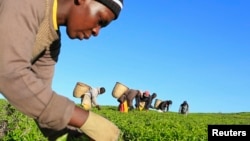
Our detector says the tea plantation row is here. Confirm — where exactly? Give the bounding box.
[0,99,249,141]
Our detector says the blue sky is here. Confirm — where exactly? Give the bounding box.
[1,0,249,113]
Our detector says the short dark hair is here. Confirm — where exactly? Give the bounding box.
[168,100,173,105]
[152,93,157,98]
[100,87,106,94]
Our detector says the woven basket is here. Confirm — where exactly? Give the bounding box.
[73,82,91,98]
[154,99,162,109]
[112,82,129,98]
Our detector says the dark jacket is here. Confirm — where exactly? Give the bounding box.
[135,94,155,110]
[179,101,189,114]
[157,100,172,112]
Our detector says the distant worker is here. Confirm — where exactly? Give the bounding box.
[81,87,106,110]
[135,91,156,111]
[149,93,157,109]
[179,101,189,115]
[157,100,173,112]
[117,89,141,111]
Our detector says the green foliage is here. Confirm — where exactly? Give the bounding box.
[0,99,47,141]
[1,99,250,141]
[93,106,250,141]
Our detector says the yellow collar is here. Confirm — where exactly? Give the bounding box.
[52,0,58,30]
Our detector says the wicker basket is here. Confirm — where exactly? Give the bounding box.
[112,82,129,98]
[154,99,162,109]
[73,82,91,98]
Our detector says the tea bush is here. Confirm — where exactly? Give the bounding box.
[0,99,249,141]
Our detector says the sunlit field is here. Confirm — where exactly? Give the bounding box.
[1,99,249,141]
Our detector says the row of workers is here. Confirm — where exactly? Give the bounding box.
[73,82,189,115]
[117,89,189,115]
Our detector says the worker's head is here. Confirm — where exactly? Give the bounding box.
[100,87,106,94]
[168,100,173,105]
[143,91,150,97]
[61,0,124,40]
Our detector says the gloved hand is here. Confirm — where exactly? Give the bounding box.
[80,111,120,141]
[96,105,101,110]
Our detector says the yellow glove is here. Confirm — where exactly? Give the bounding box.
[80,111,120,141]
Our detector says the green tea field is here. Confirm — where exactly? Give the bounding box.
[0,99,249,141]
